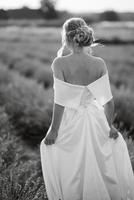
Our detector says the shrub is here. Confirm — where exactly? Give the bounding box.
[12,57,53,88]
[0,65,53,146]
[100,10,120,21]
[113,86,134,138]
[12,58,39,78]
[0,109,47,199]
[34,67,53,88]
[0,51,24,67]
[0,55,53,89]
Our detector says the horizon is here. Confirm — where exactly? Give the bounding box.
[0,0,134,13]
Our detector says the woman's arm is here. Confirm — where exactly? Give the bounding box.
[98,58,115,127]
[104,98,115,128]
[50,103,65,132]
[50,57,65,131]
[104,96,119,139]
[104,99,119,139]
[99,58,118,139]
[44,57,65,145]
[44,103,65,145]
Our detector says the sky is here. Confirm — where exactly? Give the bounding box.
[0,0,134,12]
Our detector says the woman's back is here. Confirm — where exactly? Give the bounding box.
[55,52,106,86]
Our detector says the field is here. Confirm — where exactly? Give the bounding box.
[0,23,134,199]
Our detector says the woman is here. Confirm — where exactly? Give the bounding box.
[40,17,134,200]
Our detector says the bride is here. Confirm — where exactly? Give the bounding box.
[40,17,134,200]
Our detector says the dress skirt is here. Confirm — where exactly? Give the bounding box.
[40,101,134,200]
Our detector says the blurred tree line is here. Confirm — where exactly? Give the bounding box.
[0,0,61,20]
[0,0,134,22]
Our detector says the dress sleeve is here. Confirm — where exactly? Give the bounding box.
[88,72,113,106]
[53,78,84,109]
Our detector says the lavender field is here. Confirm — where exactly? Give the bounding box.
[0,23,134,199]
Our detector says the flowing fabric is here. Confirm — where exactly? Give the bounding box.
[40,72,134,200]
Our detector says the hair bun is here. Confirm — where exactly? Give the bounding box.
[61,17,96,52]
[66,25,94,47]
[74,26,94,47]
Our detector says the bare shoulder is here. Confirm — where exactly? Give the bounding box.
[51,57,65,79]
[91,55,108,75]
[51,57,60,70]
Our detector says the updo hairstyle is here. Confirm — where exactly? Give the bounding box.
[63,18,94,47]
[57,17,96,56]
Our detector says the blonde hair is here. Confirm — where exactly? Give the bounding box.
[57,17,96,57]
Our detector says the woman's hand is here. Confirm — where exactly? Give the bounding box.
[109,125,119,139]
[44,129,58,145]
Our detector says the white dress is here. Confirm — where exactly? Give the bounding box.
[40,71,134,200]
